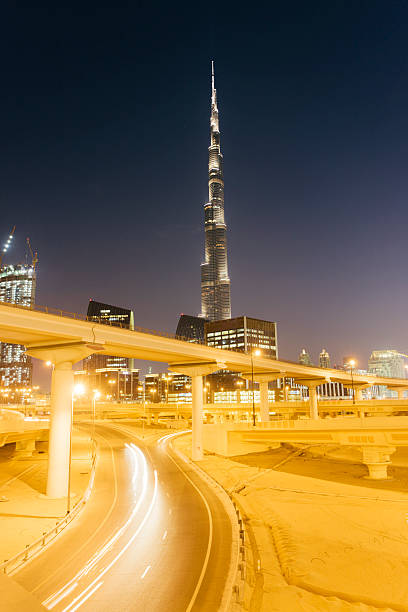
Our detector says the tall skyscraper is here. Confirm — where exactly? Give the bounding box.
[319,348,331,368]
[200,62,231,321]
[0,263,36,387]
[299,348,312,366]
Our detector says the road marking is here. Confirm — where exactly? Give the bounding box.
[141,565,151,579]
[165,447,213,612]
[61,462,158,612]
[41,431,119,603]
[162,530,168,541]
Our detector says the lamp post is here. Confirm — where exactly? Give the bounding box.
[108,379,115,402]
[138,384,145,437]
[348,359,356,405]
[70,383,85,514]
[91,389,100,461]
[205,381,211,404]
[236,380,243,404]
[251,349,261,427]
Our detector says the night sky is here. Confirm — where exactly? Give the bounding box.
[1,1,408,386]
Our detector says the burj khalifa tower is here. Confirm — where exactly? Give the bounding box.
[200,62,231,321]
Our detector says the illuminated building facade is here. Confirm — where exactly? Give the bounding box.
[0,264,36,388]
[368,350,406,379]
[299,348,312,366]
[144,373,167,403]
[200,62,231,321]
[74,368,141,402]
[319,348,331,368]
[168,373,192,404]
[205,316,278,358]
[84,300,134,371]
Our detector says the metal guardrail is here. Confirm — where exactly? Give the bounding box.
[0,299,208,345]
[0,300,402,383]
[0,299,269,359]
[0,454,96,575]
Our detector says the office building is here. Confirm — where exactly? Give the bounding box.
[144,372,169,403]
[168,373,192,404]
[0,263,36,388]
[299,348,312,366]
[205,316,278,358]
[319,348,331,368]
[200,62,231,321]
[74,368,141,402]
[368,350,406,379]
[84,300,134,371]
[176,314,207,343]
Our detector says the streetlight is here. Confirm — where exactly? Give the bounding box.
[70,383,86,514]
[348,359,356,405]
[137,385,145,436]
[205,381,211,404]
[251,349,261,426]
[235,380,243,404]
[91,390,100,461]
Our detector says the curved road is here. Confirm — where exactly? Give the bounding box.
[13,423,233,611]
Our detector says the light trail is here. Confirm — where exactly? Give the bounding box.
[140,565,151,579]
[68,582,103,612]
[61,469,158,612]
[47,583,78,609]
[157,430,191,445]
[43,443,155,610]
[162,530,167,541]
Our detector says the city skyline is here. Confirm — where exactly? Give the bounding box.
[1,3,408,384]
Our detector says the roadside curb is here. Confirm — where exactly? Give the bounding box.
[0,453,97,576]
[170,438,245,612]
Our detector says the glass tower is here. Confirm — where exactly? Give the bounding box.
[200,62,231,321]
[0,264,36,387]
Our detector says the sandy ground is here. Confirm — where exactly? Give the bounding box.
[174,435,408,612]
[0,425,93,563]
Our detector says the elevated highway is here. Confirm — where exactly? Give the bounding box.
[202,417,408,479]
[0,300,407,497]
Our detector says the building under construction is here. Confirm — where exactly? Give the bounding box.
[0,231,38,390]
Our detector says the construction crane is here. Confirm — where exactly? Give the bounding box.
[0,225,16,268]
[26,237,38,271]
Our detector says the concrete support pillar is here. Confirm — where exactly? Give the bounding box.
[47,361,74,498]
[361,446,396,480]
[397,389,406,400]
[191,374,203,461]
[259,381,269,422]
[309,386,319,420]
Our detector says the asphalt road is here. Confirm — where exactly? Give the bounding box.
[14,423,233,612]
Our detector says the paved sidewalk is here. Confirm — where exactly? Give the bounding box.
[0,426,93,564]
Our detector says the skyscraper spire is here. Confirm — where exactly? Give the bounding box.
[200,62,231,321]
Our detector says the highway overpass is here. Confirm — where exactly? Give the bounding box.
[0,300,407,498]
